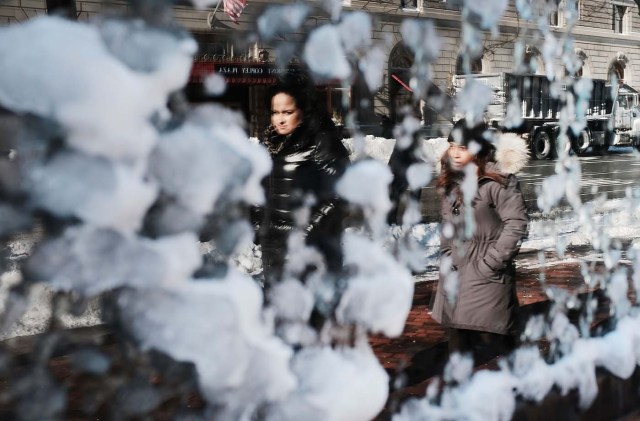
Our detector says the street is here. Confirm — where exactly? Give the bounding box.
[420,147,640,222]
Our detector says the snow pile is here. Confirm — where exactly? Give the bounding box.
[266,345,389,421]
[0,270,101,341]
[342,136,396,163]
[524,197,640,252]
[341,136,448,165]
[118,275,296,418]
[396,313,640,420]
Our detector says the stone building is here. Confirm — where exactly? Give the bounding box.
[2,0,640,136]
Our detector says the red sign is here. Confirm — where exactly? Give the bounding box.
[191,61,216,83]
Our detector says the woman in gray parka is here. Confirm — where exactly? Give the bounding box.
[431,120,529,361]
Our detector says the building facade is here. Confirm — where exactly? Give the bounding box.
[2,0,640,136]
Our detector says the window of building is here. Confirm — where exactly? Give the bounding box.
[564,0,581,22]
[388,43,420,124]
[613,5,629,34]
[549,0,583,26]
[400,0,422,11]
[521,46,544,75]
[547,0,575,27]
[549,0,562,27]
[565,64,583,77]
[455,55,483,75]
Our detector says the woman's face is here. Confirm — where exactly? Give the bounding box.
[447,143,474,171]
[271,93,302,136]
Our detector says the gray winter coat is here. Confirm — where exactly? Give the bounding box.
[431,138,529,335]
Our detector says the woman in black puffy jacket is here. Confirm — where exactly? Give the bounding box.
[256,73,350,286]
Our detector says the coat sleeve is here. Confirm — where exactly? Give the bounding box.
[483,174,528,270]
[305,131,351,235]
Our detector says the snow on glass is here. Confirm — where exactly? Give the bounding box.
[0,0,639,419]
[397,0,640,420]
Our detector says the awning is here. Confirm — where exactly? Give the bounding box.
[190,61,342,87]
[391,73,413,92]
[190,61,284,85]
[391,71,449,98]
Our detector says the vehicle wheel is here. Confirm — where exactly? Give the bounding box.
[530,129,553,160]
[571,129,591,156]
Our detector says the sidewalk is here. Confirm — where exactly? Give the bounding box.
[369,249,607,414]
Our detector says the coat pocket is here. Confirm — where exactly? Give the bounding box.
[467,258,505,284]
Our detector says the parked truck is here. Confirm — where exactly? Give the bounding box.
[613,83,640,149]
[452,73,640,159]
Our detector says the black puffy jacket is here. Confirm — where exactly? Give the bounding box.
[256,119,350,281]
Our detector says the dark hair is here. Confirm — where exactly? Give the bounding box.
[437,119,505,196]
[267,71,318,126]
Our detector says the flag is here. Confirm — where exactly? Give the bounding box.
[223,0,247,23]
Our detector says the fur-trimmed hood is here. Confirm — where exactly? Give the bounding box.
[424,132,529,175]
[493,132,530,174]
